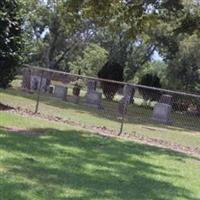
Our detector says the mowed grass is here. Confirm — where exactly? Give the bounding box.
[0,82,200,149]
[0,112,200,200]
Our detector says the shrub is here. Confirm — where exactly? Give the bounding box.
[138,73,162,102]
[98,61,124,100]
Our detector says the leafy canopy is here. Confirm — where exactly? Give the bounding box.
[0,0,22,88]
[69,43,108,76]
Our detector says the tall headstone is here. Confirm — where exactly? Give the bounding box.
[30,75,47,92]
[84,80,103,109]
[123,84,135,104]
[118,84,134,115]
[118,95,130,115]
[22,68,31,90]
[151,94,172,125]
[87,80,96,92]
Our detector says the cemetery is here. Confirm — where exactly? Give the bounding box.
[0,0,200,199]
[1,74,200,199]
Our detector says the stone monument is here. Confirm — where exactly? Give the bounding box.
[84,80,103,109]
[30,75,47,92]
[123,84,135,104]
[87,79,96,92]
[22,68,31,90]
[151,94,172,124]
[54,85,68,100]
[118,84,134,115]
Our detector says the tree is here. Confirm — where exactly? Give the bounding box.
[88,26,155,81]
[148,0,200,92]
[22,0,161,70]
[21,0,200,94]
[138,74,161,102]
[124,41,155,81]
[0,0,22,88]
[22,0,91,70]
[98,61,124,100]
[167,34,200,93]
[134,61,168,87]
[68,43,108,76]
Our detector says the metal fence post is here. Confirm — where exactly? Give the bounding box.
[119,104,126,136]
[118,84,133,136]
[34,70,44,114]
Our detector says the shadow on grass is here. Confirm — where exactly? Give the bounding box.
[0,128,199,200]
[1,88,200,133]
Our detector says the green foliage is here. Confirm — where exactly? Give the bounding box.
[138,73,161,102]
[91,28,155,81]
[69,43,108,76]
[98,61,124,100]
[148,1,200,92]
[134,61,168,87]
[0,0,22,88]
[20,0,200,93]
[21,0,84,69]
[167,34,200,93]
[124,42,155,81]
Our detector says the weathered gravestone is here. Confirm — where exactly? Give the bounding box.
[151,94,172,124]
[123,85,135,104]
[54,85,68,100]
[30,75,47,92]
[22,68,31,90]
[84,80,103,109]
[87,80,96,92]
[118,85,133,115]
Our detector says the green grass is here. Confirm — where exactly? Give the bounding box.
[0,112,200,200]
[0,83,200,149]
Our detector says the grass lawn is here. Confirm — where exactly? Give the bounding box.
[0,83,200,149]
[0,112,200,200]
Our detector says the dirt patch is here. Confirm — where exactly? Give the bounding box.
[2,108,200,158]
[0,103,14,111]
[1,126,25,132]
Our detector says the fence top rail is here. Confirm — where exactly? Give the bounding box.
[23,64,200,99]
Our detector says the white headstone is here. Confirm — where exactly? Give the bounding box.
[151,103,172,124]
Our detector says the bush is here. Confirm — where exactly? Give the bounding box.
[98,61,124,100]
[138,73,162,102]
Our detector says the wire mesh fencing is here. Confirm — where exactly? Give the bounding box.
[1,66,200,150]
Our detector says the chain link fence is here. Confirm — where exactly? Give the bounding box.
[1,65,200,150]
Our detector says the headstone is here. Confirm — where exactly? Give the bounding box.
[22,68,31,90]
[123,84,135,104]
[118,85,135,115]
[85,91,102,108]
[151,94,173,125]
[84,80,103,109]
[118,94,131,115]
[87,80,96,92]
[30,75,47,92]
[54,85,68,100]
